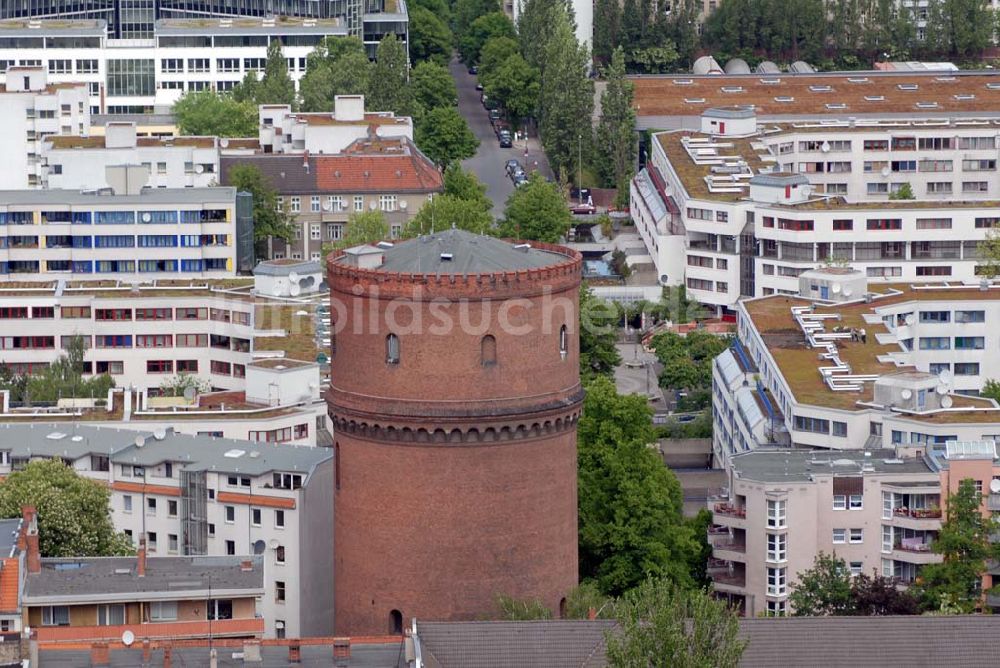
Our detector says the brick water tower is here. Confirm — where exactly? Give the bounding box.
[326,229,583,635]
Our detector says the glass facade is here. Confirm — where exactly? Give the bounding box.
[106,58,154,97]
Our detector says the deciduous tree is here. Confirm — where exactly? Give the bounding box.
[481,54,539,123]
[333,211,389,250]
[224,163,294,250]
[443,164,492,212]
[0,459,133,557]
[410,61,459,116]
[415,107,479,167]
[459,12,516,65]
[595,47,636,192]
[403,194,494,237]
[299,37,373,112]
[368,35,411,114]
[579,286,622,381]
[498,173,572,242]
[789,552,855,616]
[409,5,454,64]
[605,578,746,668]
[173,91,257,137]
[577,377,700,595]
[258,39,296,106]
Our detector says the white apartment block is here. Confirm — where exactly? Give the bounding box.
[713,269,1000,471]
[43,121,221,190]
[0,17,347,115]
[0,423,334,638]
[0,66,89,189]
[0,264,325,395]
[709,449,942,617]
[632,106,1000,316]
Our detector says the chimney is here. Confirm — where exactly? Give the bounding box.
[23,506,40,574]
[137,536,147,577]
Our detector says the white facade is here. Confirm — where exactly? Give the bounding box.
[0,66,89,189]
[0,424,334,638]
[0,17,347,115]
[633,110,1000,314]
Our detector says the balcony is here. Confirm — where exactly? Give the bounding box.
[712,541,747,562]
[712,502,748,529]
[713,502,746,519]
[892,507,943,530]
[710,569,747,594]
[891,540,941,565]
[33,617,264,642]
[988,494,1000,512]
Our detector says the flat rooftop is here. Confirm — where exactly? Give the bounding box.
[743,284,1000,420]
[155,17,346,35]
[339,229,572,275]
[729,448,934,483]
[633,71,1000,118]
[46,135,215,150]
[0,187,235,206]
[0,19,106,36]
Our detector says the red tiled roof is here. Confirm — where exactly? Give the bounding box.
[0,558,18,613]
[217,491,296,510]
[314,151,443,194]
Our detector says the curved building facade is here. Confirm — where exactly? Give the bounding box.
[327,230,582,635]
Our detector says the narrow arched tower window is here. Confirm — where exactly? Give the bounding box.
[559,325,568,360]
[481,334,497,367]
[389,609,403,634]
[386,333,400,365]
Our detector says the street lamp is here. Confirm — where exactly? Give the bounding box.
[577,132,583,205]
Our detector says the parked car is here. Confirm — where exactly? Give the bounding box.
[569,202,597,215]
[475,82,484,91]
[468,65,478,75]
[514,173,529,187]
[488,108,501,122]
[498,131,512,148]
[505,159,522,175]
[510,167,526,182]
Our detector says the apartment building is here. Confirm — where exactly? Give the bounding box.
[0,0,407,57]
[43,122,220,190]
[0,266,324,395]
[0,423,334,638]
[632,104,1000,315]
[0,66,89,189]
[23,522,265,643]
[709,448,942,617]
[0,173,249,280]
[0,17,348,115]
[713,269,1000,471]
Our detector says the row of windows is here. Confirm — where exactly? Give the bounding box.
[793,415,848,437]
[3,209,229,225]
[278,195,400,214]
[918,336,986,350]
[382,330,568,367]
[89,307,249,324]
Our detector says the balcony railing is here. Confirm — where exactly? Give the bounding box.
[893,508,942,519]
[894,539,933,553]
[713,503,746,518]
[714,541,747,554]
[711,571,746,587]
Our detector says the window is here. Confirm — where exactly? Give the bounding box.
[276,545,286,564]
[123,495,132,513]
[794,415,829,434]
[276,620,286,639]
[390,609,403,634]
[833,495,847,510]
[920,311,950,323]
[42,606,70,626]
[916,218,952,230]
[849,494,864,510]
[168,500,177,517]
[161,58,183,73]
[311,224,321,240]
[975,217,1000,229]
[955,337,985,350]
[849,561,864,576]
[208,599,233,620]
[832,421,847,438]
[147,360,173,374]
[386,333,400,365]
[148,532,157,552]
[379,195,397,212]
[276,580,286,602]
[767,567,787,596]
[766,533,787,562]
[964,159,997,172]
[147,497,157,514]
[225,540,235,555]
[275,510,285,528]
[354,195,364,212]
[832,219,853,231]
[850,528,864,543]
[150,601,177,621]
[481,335,497,367]
[926,181,952,194]
[959,136,996,150]
[252,508,261,526]
[77,59,98,74]
[310,196,321,213]
[919,337,951,351]
[916,266,951,277]
[962,181,989,193]
[290,197,300,213]
[867,183,888,195]
[766,499,786,529]
[833,528,846,544]
[225,505,235,523]
[168,534,178,553]
[765,600,786,617]
[866,218,902,230]
[956,310,985,323]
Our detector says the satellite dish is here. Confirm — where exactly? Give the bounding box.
[121,630,135,647]
[288,271,300,283]
[253,539,266,554]
[842,286,853,297]
[268,539,279,549]
[821,141,831,152]
[141,212,151,223]
[831,283,842,294]
[153,427,167,440]
[900,389,912,400]
[220,138,229,148]
[904,314,915,326]
[991,478,1000,494]
[183,386,196,401]
[936,384,949,395]
[322,201,333,211]
[369,201,377,210]
[134,435,146,448]
[289,283,301,297]
[194,164,204,174]
[399,200,408,211]
[938,369,953,384]
[880,166,890,178]
[941,395,953,408]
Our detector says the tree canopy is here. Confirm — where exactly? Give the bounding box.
[331,210,389,251]
[459,12,517,65]
[579,286,622,382]
[408,4,454,65]
[225,163,294,249]
[0,459,133,557]
[577,377,701,595]
[481,53,540,123]
[173,91,257,137]
[411,61,459,117]
[257,39,296,106]
[0,336,114,405]
[789,552,920,616]
[595,47,636,198]
[368,35,412,114]
[498,173,572,242]
[299,36,372,112]
[404,194,494,237]
[442,164,493,213]
[605,578,746,668]
[414,106,479,168]
[649,330,729,408]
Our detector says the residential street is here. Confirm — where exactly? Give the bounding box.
[449,56,553,216]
